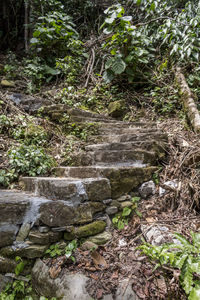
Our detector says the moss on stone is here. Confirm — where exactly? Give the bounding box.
[108,100,126,118]
[64,220,106,240]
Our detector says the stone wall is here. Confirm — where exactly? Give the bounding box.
[0,189,135,279]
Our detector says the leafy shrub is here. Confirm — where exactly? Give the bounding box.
[45,240,77,262]
[101,4,153,83]
[101,1,200,83]
[28,11,85,86]
[0,169,17,187]
[12,123,48,146]
[22,57,61,91]
[30,11,79,58]
[8,144,55,177]
[0,115,13,134]
[139,231,200,299]
[112,197,141,230]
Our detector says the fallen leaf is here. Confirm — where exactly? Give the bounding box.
[49,265,62,279]
[96,289,103,299]
[91,250,108,269]
[110,270,119,280]
[90,273,99,280]
[145,217,155,223]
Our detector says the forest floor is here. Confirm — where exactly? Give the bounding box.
[1,74,200,299]
[42,116,200,300]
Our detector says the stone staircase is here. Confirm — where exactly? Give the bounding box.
[0,106,167,263]
[20,106,167,203]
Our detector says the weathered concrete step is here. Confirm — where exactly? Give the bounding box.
[85,140,166,152]
[20,177,111,203]
[73,149,158,166]
[90,132,167,143]
[53,165,158,198]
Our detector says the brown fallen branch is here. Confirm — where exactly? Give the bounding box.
[175,67,200,133]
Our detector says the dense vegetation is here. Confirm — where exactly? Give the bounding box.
[1,1,200,299]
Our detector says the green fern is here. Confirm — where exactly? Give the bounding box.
[139,231,200,299]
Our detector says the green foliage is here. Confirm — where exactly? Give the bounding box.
[0,277,56,300]
[0,169,17,188]
[3,52,19,79]
[65,240,77,262]
[139,231,200,299]
[0,115,13,134]
[12,123,48,146]
[65,123,98,141]
[14,256,25,276]
[23,57,59,91]
[0,256,32,300]
[30,11,78,58]
[8,144,55,177]
[45,240,77,262]
[0,279,32,300]
[112,197,141,230]
[147,85,180,115]
[45,243,62,258]
[101,4,152,83]
[101,1,200,83]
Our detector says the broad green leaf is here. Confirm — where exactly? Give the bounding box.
[30,38,39,44]
[125,54,134,63]
[103,70,115,83]
[118,220,125,230]
[120,16,132,22]
[111,58,126,74]
[122,207,132,217]
[105,17,115,24]
[105,58,114,69]
[44,66,60,75]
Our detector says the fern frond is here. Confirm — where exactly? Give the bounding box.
[188,285,200,300]
[190,231,200,251]
[181,258,194,295]
[173,232,192,247]
[174,253,188,269]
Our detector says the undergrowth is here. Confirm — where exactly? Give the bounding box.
[139,231,200,299]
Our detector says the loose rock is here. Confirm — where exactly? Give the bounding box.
[139,180,155,199]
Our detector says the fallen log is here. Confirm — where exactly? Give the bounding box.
[175,67,200,133]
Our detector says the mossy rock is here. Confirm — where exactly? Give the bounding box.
[108,100,126,118]
[25,123,48,140]
[64,221,106,240]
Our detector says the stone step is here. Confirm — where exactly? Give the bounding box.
[85,140,166,152]
[53,165,158,198]
[98,127,158,135]
[73,121,156,128]
[20,177,111,203]
[73,149,158,166]
[69,115,119,123]
[43,105,109,119]
[90,132,167,143]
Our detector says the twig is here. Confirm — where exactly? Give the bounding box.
[85,48,95,88]
[136,16,189,27]
[141,216,200,224]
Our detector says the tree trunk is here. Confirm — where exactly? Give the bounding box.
[175,67,200,133]
[24,0,30,52]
